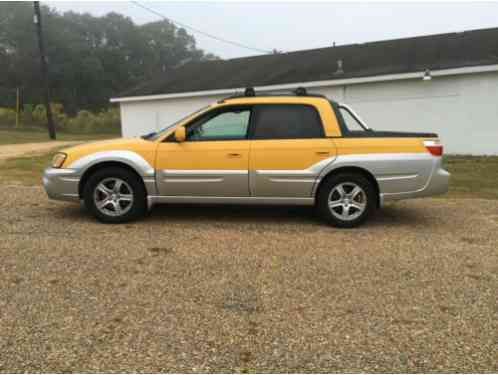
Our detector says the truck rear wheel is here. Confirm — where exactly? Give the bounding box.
[317,173,376,228]
[83,167,146,223]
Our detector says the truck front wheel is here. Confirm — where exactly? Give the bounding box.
[83,167,146,223]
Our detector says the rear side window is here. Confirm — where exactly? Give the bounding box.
[252,104,324,139]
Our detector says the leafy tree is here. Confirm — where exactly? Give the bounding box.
[0,2,218,112]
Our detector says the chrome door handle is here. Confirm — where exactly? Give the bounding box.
[227,153,242,158]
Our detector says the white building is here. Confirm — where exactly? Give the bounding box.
[111,27,498,155]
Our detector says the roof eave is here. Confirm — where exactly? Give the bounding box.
[110,64,498,104]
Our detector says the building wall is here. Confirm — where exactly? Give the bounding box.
[119,71,498,154]
[315,72,498,155]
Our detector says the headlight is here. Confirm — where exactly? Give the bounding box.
[51,153,67,168]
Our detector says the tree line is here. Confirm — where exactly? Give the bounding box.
[0,2,217,114]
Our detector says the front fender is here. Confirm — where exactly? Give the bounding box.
[67,150,155,178]
[67,150,157,197]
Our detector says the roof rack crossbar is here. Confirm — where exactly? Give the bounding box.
[221,86,326,101]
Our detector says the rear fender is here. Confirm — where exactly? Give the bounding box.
[312,153,435,196]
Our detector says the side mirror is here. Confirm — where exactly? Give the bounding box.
[174,127,186,142]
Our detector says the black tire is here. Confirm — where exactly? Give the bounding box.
[83,167,147,223]
[316,173,376,228]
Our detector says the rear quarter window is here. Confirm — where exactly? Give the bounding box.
[251,104,324,139]
[339,107,366,132]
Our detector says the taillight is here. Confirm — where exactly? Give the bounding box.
[424,140,443,156]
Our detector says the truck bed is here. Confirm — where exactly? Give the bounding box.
[346,130,438,138]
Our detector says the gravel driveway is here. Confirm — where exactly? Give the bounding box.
[1,185,497,372]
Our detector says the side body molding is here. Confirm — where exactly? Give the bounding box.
[67,150,157,195]
[250,155,337,197]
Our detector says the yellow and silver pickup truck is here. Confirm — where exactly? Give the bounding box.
[43,89,449,227]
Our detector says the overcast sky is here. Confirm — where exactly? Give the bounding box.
[46,1,498,59]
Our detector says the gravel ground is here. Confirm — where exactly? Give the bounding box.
[0,184,497,372]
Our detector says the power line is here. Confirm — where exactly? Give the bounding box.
[130,1,273,55]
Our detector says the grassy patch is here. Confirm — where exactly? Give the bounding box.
[0,129,119,145]
[0,148,60,185]
[443,155,498,199]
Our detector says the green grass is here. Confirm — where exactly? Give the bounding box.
[1,152,498,200]
[443,155,498,199]
[0,147,61,185]
[0,128,119,145]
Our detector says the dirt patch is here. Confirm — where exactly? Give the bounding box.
[0,141,80,161]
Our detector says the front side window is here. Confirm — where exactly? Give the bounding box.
[252,104,324,139]
[187,108,251,141]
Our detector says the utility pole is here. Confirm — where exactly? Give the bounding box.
[33,1,56,140]
[15,88,20,128]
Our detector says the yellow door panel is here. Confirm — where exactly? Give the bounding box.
[249,139,335,169]
[156,140,249,170]
[155,140,250,196]
[249,139,336,197]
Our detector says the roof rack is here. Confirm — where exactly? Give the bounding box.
[221,87,327,101]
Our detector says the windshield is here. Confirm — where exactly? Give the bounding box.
[141,105,211,141]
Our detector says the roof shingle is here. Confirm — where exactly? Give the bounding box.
[121,27,498,97]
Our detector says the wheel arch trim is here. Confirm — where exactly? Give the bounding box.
[68,150,155,177]
[312,164,381,207]
[69,150,157,198]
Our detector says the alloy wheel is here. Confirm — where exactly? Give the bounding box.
[328,182,367,221]
[93,177,134,217]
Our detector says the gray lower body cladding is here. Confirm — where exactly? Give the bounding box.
[43,152,450,209]
[43,168,80,202]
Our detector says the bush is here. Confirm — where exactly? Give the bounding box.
[0,104,120,134]
[23,104,34,124]
[62,108,120,133]
[32,104,47,123]
[0,107,16,126]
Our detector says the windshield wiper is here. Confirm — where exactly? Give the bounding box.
[140,131,157,140]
